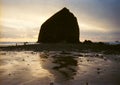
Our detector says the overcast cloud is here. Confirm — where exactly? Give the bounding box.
[0,0,120,42]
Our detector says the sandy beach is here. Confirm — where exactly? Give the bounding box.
[0,50,120,85]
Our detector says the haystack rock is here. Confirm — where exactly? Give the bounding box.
[38,7,80,43]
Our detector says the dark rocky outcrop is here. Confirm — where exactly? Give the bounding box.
[38,7,80,43]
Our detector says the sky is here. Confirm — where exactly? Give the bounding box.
[0,0,120,42]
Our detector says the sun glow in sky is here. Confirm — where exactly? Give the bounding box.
[0,0,120,42]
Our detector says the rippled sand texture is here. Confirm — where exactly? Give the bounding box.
[0,51,120,85]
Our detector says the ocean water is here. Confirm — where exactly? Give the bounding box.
[0,42,36,46]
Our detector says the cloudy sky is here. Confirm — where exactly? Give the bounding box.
[0,0,120,42]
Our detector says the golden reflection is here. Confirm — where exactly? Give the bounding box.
[0,51,53,79]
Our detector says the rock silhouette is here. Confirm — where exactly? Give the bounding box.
[38,7,80,43]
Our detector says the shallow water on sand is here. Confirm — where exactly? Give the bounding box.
[0,51,120,85]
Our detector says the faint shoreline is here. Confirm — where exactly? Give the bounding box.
[0,43,120,55]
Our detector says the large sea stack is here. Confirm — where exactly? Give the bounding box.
[38,7,80,43]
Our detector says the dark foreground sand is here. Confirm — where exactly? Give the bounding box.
[0,51,120,85]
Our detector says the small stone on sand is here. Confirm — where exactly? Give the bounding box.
[50,82,54,85]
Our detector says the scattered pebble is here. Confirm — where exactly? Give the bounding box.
[80,60,82,62]
[8,73,11,76]
[31,52,34,54]
[77,54,83,56]
[87,59,90,62]
[97,68,100,70]
[0,53,6,55]
[97,71,100,74]
[104,58,107,61]
[86,82,88,85]
[95,54,99,57]
[22,59,25,61]
[50,82,54,85]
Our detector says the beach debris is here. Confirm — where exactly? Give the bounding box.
[8,73,12,76]
[87,59,90,62]
[50,82,54,85]
[97,71,100,74]
[80,60,82,62]
[86,82,88,85]
[60,51,71,54]
[0,52,6,55]
[97,68,100,70]
[97,68,101,74]
[22,59,25,61]
[104,58,107,61]
[75,54,83,57]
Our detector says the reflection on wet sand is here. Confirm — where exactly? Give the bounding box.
[39,52,78,84]
[0,51,120,85]
[0,51,52,85]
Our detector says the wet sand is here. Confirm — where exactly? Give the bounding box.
[0,51,120,85]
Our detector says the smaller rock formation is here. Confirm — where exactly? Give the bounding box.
[38,7,80,43]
